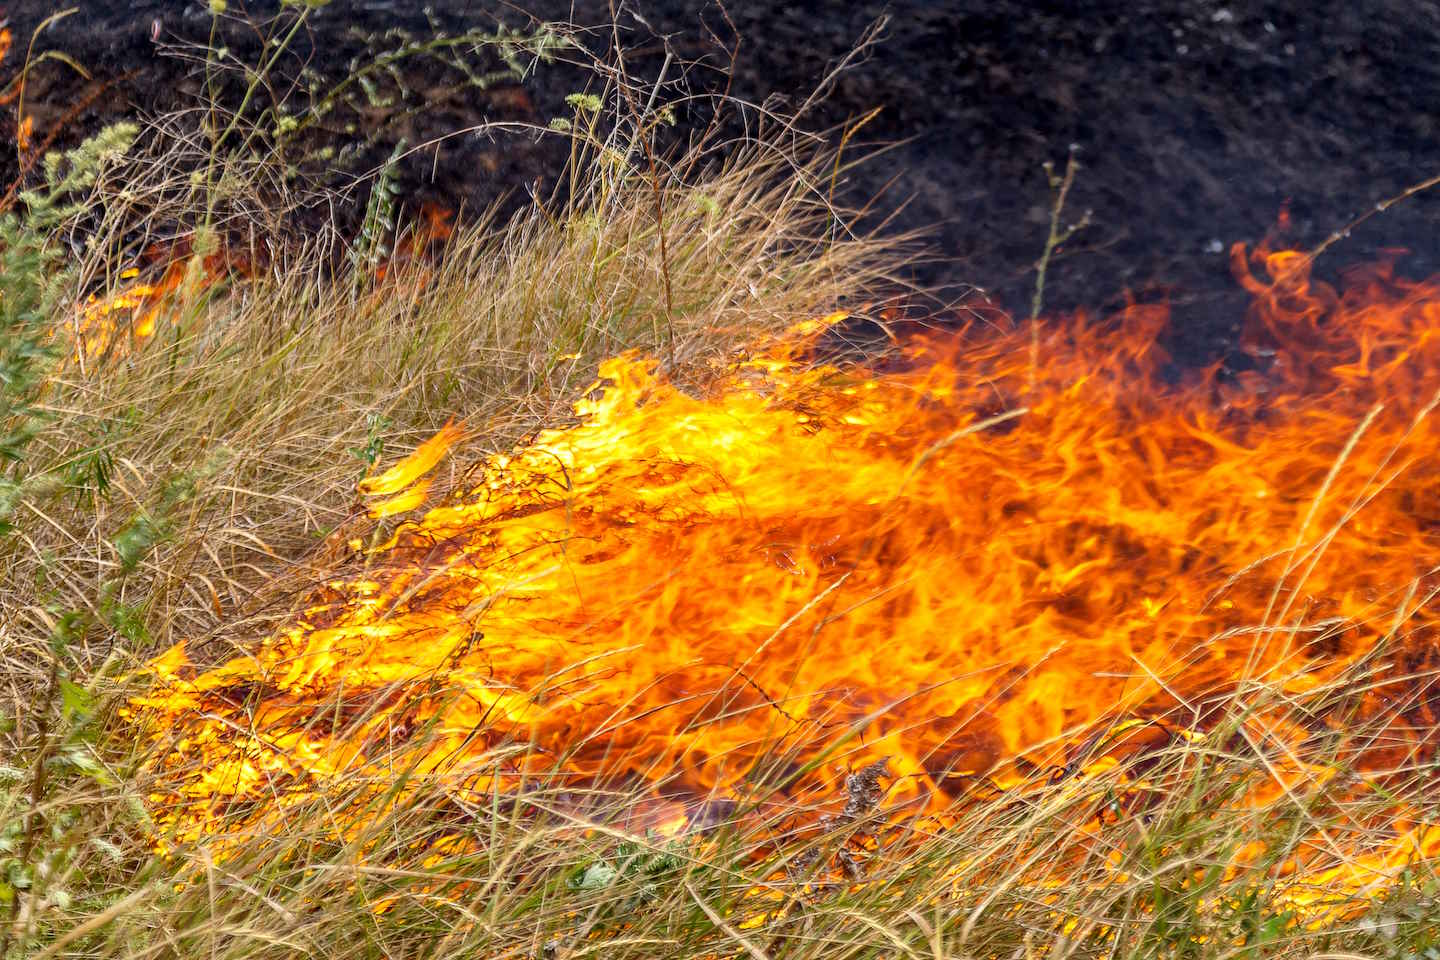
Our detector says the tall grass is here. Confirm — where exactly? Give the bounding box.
[18,135,909,656]
[0,16,1436,960]
[0,33,922,953]
[16,649,1439,958]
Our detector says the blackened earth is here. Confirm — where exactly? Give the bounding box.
[4,0,1440,362]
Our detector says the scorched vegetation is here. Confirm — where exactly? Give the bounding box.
[0,4,1437,960]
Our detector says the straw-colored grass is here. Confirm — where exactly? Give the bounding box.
[0,32,1436,960]
[0,93,923,954]
[4,137,909,655]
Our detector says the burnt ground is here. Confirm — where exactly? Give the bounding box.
[3,0,1440,361]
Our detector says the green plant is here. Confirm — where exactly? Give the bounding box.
[292,16,570,153]
[349,138,406,283]
[0,125,136,468]
[0,619,139,959]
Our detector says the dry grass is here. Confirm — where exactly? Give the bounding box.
[0,17,1436,960]
[13,661,1439,959]
[0,72,920,954]
[4,138,910,666]
[4,177,1436,954]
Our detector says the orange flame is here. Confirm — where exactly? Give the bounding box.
[70,205,455,363]
[129,247,1440,916]
[358,419,464,498]
[71,243,234,362]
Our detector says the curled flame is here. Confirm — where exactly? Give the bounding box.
[130,248,1440,917]
[358,420,464,497]
[365,478,434,519]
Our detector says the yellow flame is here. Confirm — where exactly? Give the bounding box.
[358,421,464,497]
[366,478,434,519]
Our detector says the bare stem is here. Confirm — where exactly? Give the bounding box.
[1028,145,1091,394]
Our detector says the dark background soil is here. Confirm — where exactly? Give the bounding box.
[4,0,1440,359]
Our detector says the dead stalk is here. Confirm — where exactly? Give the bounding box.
[1028,145,1091,393]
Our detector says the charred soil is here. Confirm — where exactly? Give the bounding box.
[3,0,1440,361]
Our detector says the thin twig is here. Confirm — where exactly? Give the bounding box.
[1028,145,1091,394]
[1305,169,1440,265]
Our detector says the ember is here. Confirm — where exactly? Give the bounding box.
[128,244,1439,916]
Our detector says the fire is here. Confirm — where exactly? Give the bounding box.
[128,245,1438,915]
[69,204,455,363]
[70,244,231,362]
[72,267,178,359]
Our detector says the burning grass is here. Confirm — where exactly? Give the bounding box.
[99,243,1440,959]
[0,24,1437,960]
[0,117,912,954]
